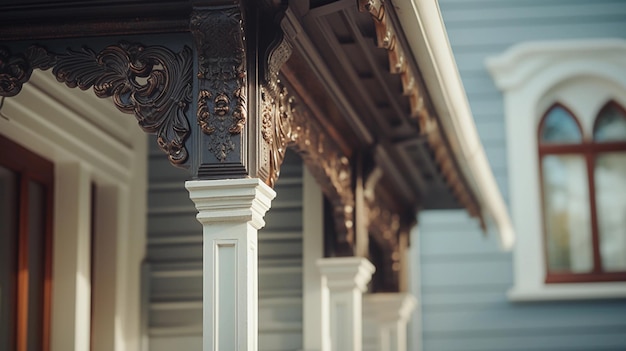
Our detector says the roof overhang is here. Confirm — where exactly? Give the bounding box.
[392,0,514,248]
[287,0,514,248]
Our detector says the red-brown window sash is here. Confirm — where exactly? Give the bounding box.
[0,135,53,351]
[538,103,626,284]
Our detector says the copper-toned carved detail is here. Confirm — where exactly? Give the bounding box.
[191,7,247,162]
[264,37,292,95]
[260,84,296,187]
[261,82,355,251]
[198,89,214,133]
[358,0,425,123]
[0,43,193,166]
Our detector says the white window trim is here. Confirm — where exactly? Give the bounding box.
[0,70,147,350]
[486,39,626,301]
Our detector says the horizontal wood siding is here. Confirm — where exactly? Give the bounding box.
[417,1,626,350]
[418,210,626,351]
[146,140,304,350]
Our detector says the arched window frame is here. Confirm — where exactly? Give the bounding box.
[538,101,626,284]
[593,101,626,142]
[487,39,626,301]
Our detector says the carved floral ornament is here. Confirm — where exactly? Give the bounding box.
[0,42,193,166]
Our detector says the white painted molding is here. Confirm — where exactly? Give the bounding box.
[486,39,626,301]
[509,283,626,302]
[317,257,375,351]
[317,257,375,292]
[186,178,276,351]
[486,39,626,91]
[393,0,515,249]
[363,293,417,325]
[186,178,275,230]
[363,293,417,351]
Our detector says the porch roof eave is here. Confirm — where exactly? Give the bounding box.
[394,0,515,249]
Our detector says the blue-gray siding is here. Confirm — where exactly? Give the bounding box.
[146,139,304,350]
[417,1,626,350]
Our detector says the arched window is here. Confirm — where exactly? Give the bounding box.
[539,101,626,283]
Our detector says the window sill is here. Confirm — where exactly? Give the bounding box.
[508,283,626,302]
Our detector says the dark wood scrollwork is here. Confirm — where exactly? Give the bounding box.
[0,43,193,166]
[191,7,247,163]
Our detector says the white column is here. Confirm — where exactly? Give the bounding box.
[186,178,276,351]
[362,293,417,351]
[317,257,375,351]
[302,168,329,351]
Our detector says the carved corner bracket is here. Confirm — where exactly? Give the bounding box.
[366,174,400,291]
[366,200,409,292]
[260,79,356,254]
[0,43,193,166]
[363,166,418,292]
[191,7,247,163]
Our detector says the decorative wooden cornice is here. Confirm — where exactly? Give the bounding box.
[359,0,479,218]
[0,43,193,166]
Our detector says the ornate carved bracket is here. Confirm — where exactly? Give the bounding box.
[260,80,356,254]
[0,43,193,166]
[363,166,418,292]
[191,7,247,163]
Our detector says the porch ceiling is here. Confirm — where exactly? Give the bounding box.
[292,0,478,213]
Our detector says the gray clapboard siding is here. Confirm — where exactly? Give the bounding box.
[146,139,304,350]
[417,1,626,350]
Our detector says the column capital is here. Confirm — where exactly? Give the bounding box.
[363,292,417,324]
[317,257,375,292]
[186,178,276,229]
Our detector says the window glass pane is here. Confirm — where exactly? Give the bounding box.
[594,104,626,142]
[0,166,17,351]
[595,153,626,271]
[542,155,593,273]
[27,181,45,351]
[540,106,582,144]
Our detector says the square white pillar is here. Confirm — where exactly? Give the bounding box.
[317,257,375,351]
[363,293,416,351]
[186,178,276,351]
